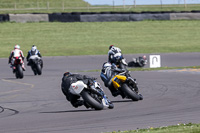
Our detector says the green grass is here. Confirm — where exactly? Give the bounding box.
[106,123,200,133]
[0,0,90,14]
[1,20,200,58]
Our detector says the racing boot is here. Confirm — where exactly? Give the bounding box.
[22,63,26,71]
[72,100,84,108]
[138,93,143,100]
[83,101,90,109]
[111,90,121,97]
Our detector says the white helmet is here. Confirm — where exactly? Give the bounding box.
[14,45,20,49]
[111,46,121,53]
[31,45,37,52]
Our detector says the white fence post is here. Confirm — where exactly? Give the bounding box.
[184,0,187,9]
[62,1,64,11]
[134,0,136,8]
[14,3,16,10]
[47,2,49,10]
[113,0,115,11]
[37,2,39,10]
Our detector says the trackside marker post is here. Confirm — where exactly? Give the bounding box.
[150,55,161,68]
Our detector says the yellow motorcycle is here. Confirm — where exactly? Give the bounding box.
[111,70,143,101]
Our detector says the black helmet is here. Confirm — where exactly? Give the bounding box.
[63,72,71,77]
[109,45,114,50]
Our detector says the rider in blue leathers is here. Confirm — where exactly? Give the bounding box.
[100,45,127,97]
[26,45,43,67]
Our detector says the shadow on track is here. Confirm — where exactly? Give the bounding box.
[0,106,4,113]
[111,100,134,103]
[2,78,17,80]
[39,109,97,114]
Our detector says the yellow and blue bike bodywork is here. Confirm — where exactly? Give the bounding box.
[111,73,143,101]
[112,75,126,89]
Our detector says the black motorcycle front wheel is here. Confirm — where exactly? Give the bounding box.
[81,90,104,110]
[36,64,42,75]
[121,84,140,101]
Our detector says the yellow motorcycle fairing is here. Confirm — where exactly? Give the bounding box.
[112,75,127,89]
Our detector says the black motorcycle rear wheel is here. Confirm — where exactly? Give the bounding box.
[121,84,140,101]
[15,65,23,79]
[81,90,104,110]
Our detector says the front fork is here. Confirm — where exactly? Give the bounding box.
[126,77,139,93]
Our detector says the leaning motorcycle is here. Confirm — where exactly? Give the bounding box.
[69,81,114,110]
[128,55,147,67]
[111,69,143,101]
[11,57,24,79]
[28,55,43,75]
[108,52,143,101]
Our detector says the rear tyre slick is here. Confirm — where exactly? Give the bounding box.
[16,65,23,79]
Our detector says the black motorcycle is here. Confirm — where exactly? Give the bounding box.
[128,55,147,67]
[28,55,43,75]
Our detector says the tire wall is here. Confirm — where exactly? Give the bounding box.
[0,14,9,22]
[9,14,49,23]
[0,12,200,23]
[170,13,200,20]
[80,14,130,22]
[49,13,80,22]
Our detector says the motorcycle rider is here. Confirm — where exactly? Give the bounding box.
[108,45,127,66]
[8,45,26,71]
[101,51,127,97]
[61,72,99,108]
[26,45,43,68]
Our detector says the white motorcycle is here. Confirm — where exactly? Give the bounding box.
[28,55,43,75]
[69,81,114,110]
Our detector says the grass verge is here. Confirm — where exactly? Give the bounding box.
[106,123,200,133]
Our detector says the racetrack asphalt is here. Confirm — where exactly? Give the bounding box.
[0,52,200,133]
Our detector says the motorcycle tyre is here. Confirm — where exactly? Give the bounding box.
[81,90,104,110]
[16,65,23,79]
[31,66,37,75]
[108,103,114,109]
[121,84,140,101]
[36,64,42,75]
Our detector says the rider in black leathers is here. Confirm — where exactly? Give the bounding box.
[61,72,97,108]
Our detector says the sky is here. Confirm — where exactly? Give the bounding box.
[84,0,200,6]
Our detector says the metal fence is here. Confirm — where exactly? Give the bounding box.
[0,2,90,11]
[0,1,199,12]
